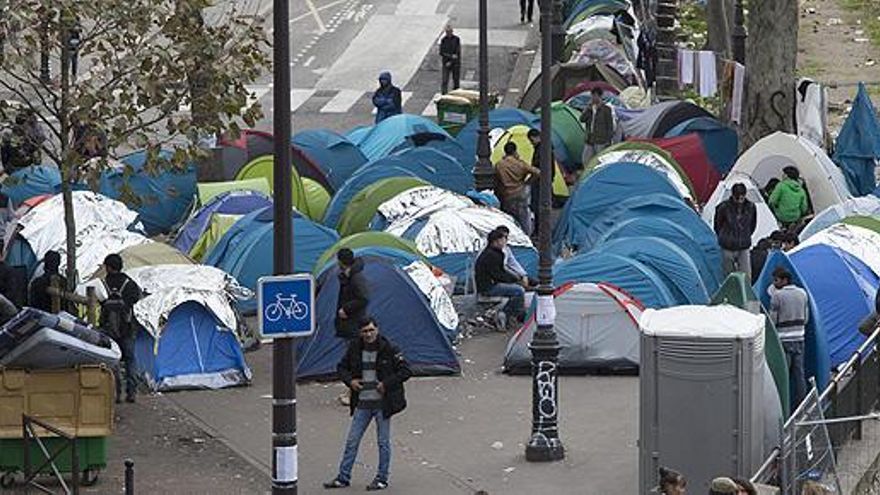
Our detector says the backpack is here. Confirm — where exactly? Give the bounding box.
[101,278,133,340]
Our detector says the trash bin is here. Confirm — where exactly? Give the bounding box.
[436,89,498,136]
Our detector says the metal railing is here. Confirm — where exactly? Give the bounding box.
[752,326,880,487]
[22,414,80,495]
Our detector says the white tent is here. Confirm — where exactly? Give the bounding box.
[729,132,850,214]
[794,223,880,277]
[800,196,880,241]
[701,172,779,247]
[503,282,644,373]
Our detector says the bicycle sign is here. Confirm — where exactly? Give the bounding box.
[257,274,315,339]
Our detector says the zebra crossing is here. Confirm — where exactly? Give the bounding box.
[246,85,444,116]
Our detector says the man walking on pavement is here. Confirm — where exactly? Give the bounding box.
[439,25,461,94]
[580,87,614,166]
[520,0,535,23]
[372,72,402,123]
[324,317,411,491]
[99,254,143,404]
[768,267,810,409]
[495,141,540,235]
[336,248,369,405]
[714,183,757,280]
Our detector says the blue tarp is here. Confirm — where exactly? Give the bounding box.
[204,206,339,313]
[292,129,368,191]
[834,83,880,196]
[790,244,879,368]
[134,302,251,391]
[173,190,272,255]
[296,256,460,379]
[1,165,61,209]
[599,236,710,305]
[553,163,682,253]
[665,117,739,174]
[554,252,677,308]
[754,250,831,391]
[100,150,197,235]
[353,114,453,161]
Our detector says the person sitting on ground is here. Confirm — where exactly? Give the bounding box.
[28,250,69,313]
[474,229,525,326]
[657,466,686,495]
[492,225,537,289]
[495,142,540,235]
[769,166,809,228]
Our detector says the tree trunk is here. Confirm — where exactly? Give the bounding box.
[60,14,77,290]
[742,0,798,149]
[706,0,732,57]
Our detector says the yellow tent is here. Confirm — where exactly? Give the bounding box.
[302,177,331,222]
[234,156,310,216]
[489,124,570,198]
[189,213,243,262]
[196,178,271,206]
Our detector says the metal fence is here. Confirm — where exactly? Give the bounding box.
[752,326,880,492]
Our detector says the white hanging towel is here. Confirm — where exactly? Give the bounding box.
[730,62,745,123]
[697,51,717,97]
[679,49,695,87]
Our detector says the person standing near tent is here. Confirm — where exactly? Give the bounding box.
[475,229,526,326]
[439,25,461,94]
[495,142,540,235]
[28,250,70,313]
[324,316,411,491]
[580,87,615,165]
[336,248,370,405]
[769,166,809,228]
[372,72,402,124]
[526,128,559,237]
[768,267,810,409]
[519,0,534,23]
[99,253,143,404]
[714,183,757,280]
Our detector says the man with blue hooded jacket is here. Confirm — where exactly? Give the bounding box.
[372,72,402,123]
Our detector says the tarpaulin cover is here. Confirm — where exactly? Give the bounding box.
[1,165,61,209]
[336,177,429,236]
[834,83,880,196]
[702,172,779,247]
[173,190,272,255]
[403,261,459,331]
[553,163,681,253]
[570,39,637,82]
[375,186,474,231]
[204,206,338,313]
[100,152,197,236]
[583,142,695,200]
[632,134,720,203]
[504,282,643,373]
[599,236,710,305]
[665,116,739,174]
[13,191,147,281]
[554,252,677,308]
[296,255,459,379]
[754,250,830,390]
[731,132,851,214]
[292,129,367,191]
[800,196,880,241]
[354,114,453,161]
[790,245,879,368]
[134,301,251,391]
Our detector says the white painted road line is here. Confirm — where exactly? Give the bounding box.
[422,93,441,117]
[304,0,327,32]
[320,89,365,113]
[292,89,316,112]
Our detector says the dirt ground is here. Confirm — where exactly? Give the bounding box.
[798,0,880,130]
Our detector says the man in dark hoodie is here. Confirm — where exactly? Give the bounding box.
[371,72,402,123]
[336,248,369,340]
[714,183,757,281]
[28,250,69,313]
[769,166,809,227]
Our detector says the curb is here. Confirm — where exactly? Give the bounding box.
[502,25,540,108]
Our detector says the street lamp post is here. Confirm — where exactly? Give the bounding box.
[271,0,296,493]
[731,0,746,64]
[525,0,564,463]
[473,0,494,191]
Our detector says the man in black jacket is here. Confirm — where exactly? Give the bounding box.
[714,183,758,281]
[439,25,460,94]
[99,254,143,403]
[335,248,369,340]
[324,317,411,491]
[28,250,69,313]
[475,229,525,322]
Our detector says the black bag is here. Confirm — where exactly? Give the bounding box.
[101,279,132,340]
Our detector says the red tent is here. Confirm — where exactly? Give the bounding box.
[631,134,720,204]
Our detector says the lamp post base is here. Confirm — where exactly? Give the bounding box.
[525,434,565,462]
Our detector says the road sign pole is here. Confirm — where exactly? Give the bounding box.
[272,0,296,491]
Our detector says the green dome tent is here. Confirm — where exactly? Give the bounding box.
[842,215,880,234]
[302,177,331,222]
[335,176,430,236]
[196,178,271,206]
[547,102,586,166]
[235,155,309,216]
[313,232,424,274]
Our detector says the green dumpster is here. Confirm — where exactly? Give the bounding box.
[436,90,498,135]
[0,436,108,487]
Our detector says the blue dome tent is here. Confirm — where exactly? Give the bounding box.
[665,116,739,175]
[133,301,251,391]
[554,252,677,308]
[296,255,460,379]
[1,165,61,209]
[99,150,197,235]
[292,129,368,191]
[834,83,880,196]
[754,250,831,391]
[391,137,473,175]
[204,206,339,313]
[553,163,682,253]
[353,114,453,161]
[173,190,272,255]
